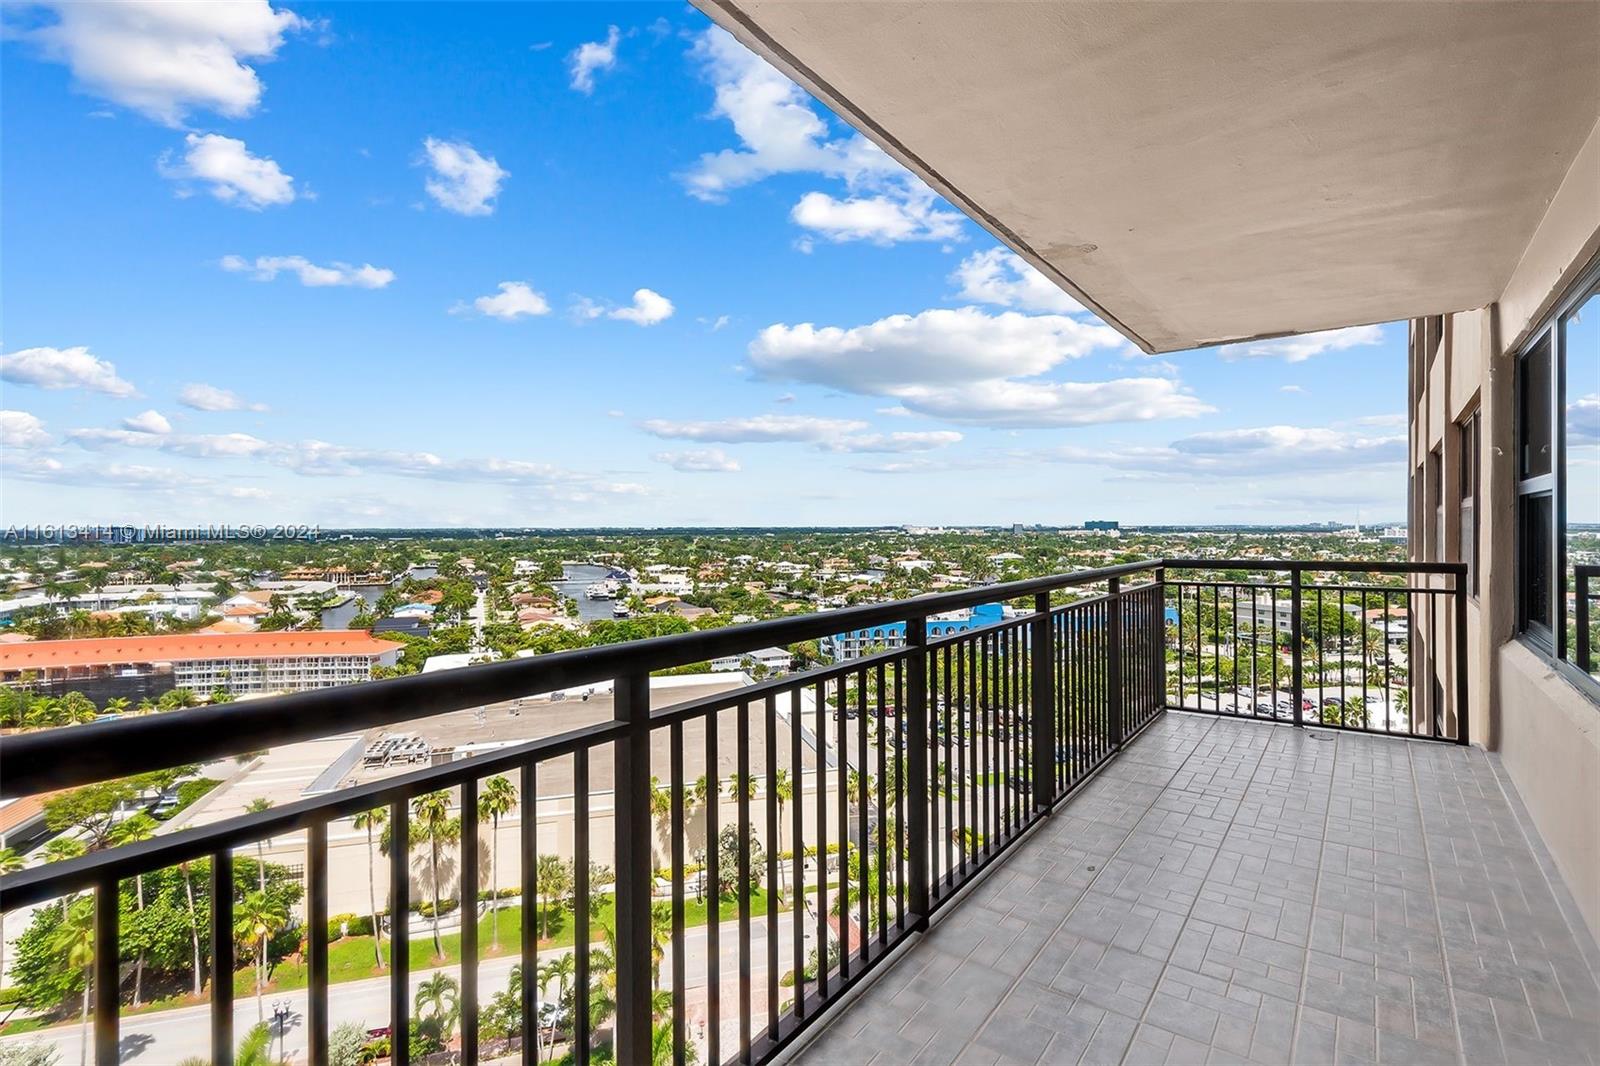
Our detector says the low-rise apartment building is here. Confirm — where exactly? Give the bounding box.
[825,602,1004,660]
[0,631,403,698]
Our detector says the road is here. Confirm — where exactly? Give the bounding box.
[0,910,804,1065]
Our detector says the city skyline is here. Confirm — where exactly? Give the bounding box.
[2,1,1408,528]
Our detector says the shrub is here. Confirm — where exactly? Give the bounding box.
[415,898,459,918]
[329,1023,366,1066]
[327,913,361,941]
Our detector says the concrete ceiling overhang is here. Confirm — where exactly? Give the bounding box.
[694,1,1600,354]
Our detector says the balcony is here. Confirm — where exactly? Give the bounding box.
[1,560,1595,1066]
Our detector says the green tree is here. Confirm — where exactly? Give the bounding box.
[413,971,460,1045]
[109,813,159,1005]
[244,798,273,898]
[772,769,792,854]
[534,855,572,941]
[478,775,517,951]
[235,890,288,1023]
[412,789,459,958]
[352,807,387,968]
[48,899,95,1066]
[0,847,23,999]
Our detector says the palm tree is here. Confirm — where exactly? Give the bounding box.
[411,789,459,959]
[44,837,86,865]
[101,696,130,716]
[179,858,204,996]
[49,897,95,1066]
[538,952,577,1055]
[534,855,572,941]
[649,901,672,988]
[478,775,517,951]
[352,807,387,968]
[244,797,273,896]
[725,772,757,802]
[772,769,792,853]
[0,847,22,995]
[110,813,159,1005]
[234,890,287,1023]
[414,971,460,1041]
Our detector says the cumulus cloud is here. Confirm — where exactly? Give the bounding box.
[220,254,394,288]
[159,133,294,209]
[421,138,508,216]
[12,0,305,125]
[569,25,620,93]
[682,27,959,246]
[121,409,172,434]
[743,306,1209,427]
[575,288,675,326]
[640,414,867,444]
[609,288,674,326]
[952,248,1083,314]
[1568,393,1600,446]
[1218,325,1385,363]
[1032,424,1406,479]
[179,383,268,412]
[0,411,49,448]
[1,346,136,396]
[456,281,551,321]
[750,307,1123,392]
[69,427,272,458]
[1281,385,1308,394]
[653,448,741,473]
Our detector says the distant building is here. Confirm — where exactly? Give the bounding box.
[825,603,1004,660]
[0,631,403,698]
[710,646,794,674]
[1084,520,1120,531]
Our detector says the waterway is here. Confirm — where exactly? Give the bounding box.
[554,563,627,621]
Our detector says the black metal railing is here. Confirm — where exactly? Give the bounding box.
[1576,564,1599,679]
[1165,559,1468,742]
[0,558,1465,1066]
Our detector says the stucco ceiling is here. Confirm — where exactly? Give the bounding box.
[695,1,1600,353]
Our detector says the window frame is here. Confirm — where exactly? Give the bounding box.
[1516,256,1600,698]
[1458,411,1480,599]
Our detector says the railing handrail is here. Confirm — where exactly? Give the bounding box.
[0,559,1160,798]
[1162,557,1465,576]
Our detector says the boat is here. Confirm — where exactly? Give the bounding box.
[585,579,619,599]
[612,602,631,617]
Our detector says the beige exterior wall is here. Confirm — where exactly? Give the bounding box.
[1407,118,1600,941]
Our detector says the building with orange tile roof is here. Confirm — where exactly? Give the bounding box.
[0,631,403,698]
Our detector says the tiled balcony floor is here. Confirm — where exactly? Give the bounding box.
[794,713,1600,1065]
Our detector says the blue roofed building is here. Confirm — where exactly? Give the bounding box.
[824,602,1005,660]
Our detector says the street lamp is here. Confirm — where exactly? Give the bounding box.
[271,999,291,1064]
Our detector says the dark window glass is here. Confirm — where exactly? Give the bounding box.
[1521,334,1553,478]
[1522,493,1553,634]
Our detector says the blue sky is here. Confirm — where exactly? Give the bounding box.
[1,2,1410,528]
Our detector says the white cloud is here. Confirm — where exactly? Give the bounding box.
[160,133,294,209]
[457,281,551,321]
[0,411,49,448]
[744,306,1209,428]
[609,288,674,326]
[750,307,1123,392]
[1034,425,1405,479]
[0,346,136,396]
[952,248,1083,314]
[179,383,267,412]
[1280,385,1308,394]
[69,427,272,458]
[791,187,962,246]
[568,25,620,94]
[1218,325,1385,363]
[699,314,731,332]
[653,448,740,473]
[221,254,394,288]
[894,377,1215,428]
[421,138,508,216]
[640,414,868,443]
[682,27,956,247]
[122,409,171,434]
[1569,393,1600,445]
[819,431,963,454]
[14,0,304,125]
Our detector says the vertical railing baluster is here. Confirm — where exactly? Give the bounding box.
[737,700,752,1062]
[1108,577,1124,749]
[893,660,906,923]
[941,645,953,884]
[813,678,826,1000]
[520,761,537,1066]
[309,819,330,1066]
[904,614,930,932]
[873,663,888,944]
[705,707,720,1064]
[94,876,118,1066]
[613,672,653,1065]
[210,851,234,1066]
[573,754,590,1066]
[954,642,967,877]
[390,798,410,1066]
[1455,570,1470,744]
[835,675,850,979]
[457,781,476,1066]
[789,690,805,1024]
[1290,568,1304,728]
[763,693,779,1040]
[670,723,687,1064]
[855,670,868,962]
